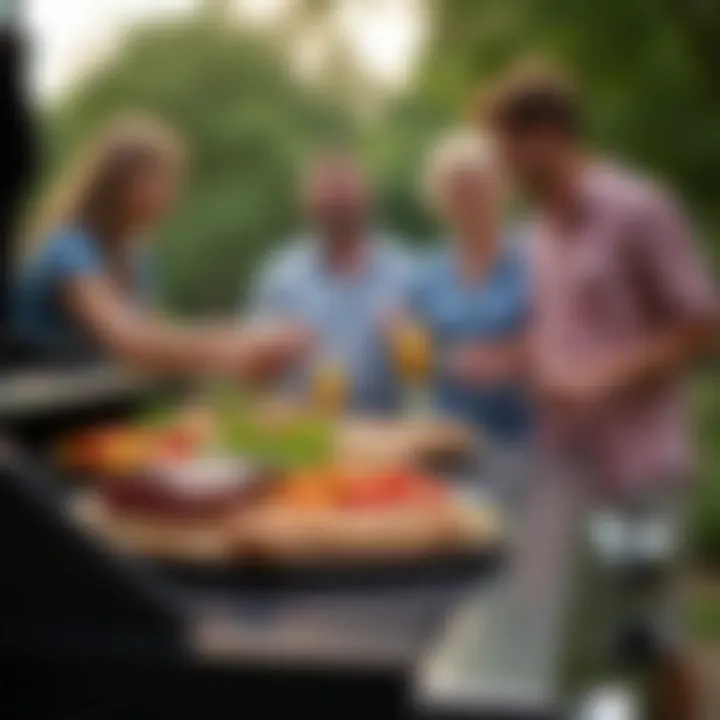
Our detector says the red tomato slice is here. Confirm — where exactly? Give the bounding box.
[383,468,450,506]
[340,475,400,509]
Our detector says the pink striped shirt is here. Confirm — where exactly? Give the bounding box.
[531,164,716,493]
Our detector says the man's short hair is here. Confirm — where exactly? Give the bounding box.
[477,61,581,137]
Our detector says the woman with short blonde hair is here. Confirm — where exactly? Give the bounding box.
[423,130,500,214]
[13,114,310,377]
[409,127,532,443]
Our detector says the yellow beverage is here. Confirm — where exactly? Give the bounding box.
[311,359,348,415]
[392,321,432,385]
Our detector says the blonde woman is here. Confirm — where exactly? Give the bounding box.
[13,114,310,377]
[410,129,532,443]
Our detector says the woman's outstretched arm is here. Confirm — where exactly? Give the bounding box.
[62,275,312,379]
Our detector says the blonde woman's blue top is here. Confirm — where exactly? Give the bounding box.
[12,226,155,361]
[409,236,532,444]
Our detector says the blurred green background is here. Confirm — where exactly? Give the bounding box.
[32,0,719,564]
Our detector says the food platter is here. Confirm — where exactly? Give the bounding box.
[58,393,505,588]
[53,398,481,479]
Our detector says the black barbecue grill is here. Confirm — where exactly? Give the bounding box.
[0,364,609,720]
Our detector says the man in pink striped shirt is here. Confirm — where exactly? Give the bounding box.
[480,64,717,716]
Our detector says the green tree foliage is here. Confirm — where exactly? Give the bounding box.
[364,95,451,242]
[43,18,356,314]
[692,373,720,565]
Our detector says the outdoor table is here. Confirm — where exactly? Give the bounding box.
[0,364,604,719]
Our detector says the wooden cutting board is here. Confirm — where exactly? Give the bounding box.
[72,490,503,565]
[228,501,502,562]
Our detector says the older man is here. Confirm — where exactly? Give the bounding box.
[248,152,416,413]
[480,64,717,717]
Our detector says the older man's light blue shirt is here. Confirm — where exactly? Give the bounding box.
[248,234,417,413]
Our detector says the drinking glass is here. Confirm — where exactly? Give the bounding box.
[391,319,434,416]
[310,356,349,416]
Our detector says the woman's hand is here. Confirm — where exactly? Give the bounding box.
[62,275,313,379]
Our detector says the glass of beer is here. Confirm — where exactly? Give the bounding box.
[310,356,349,416]
[391,319,433,415]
